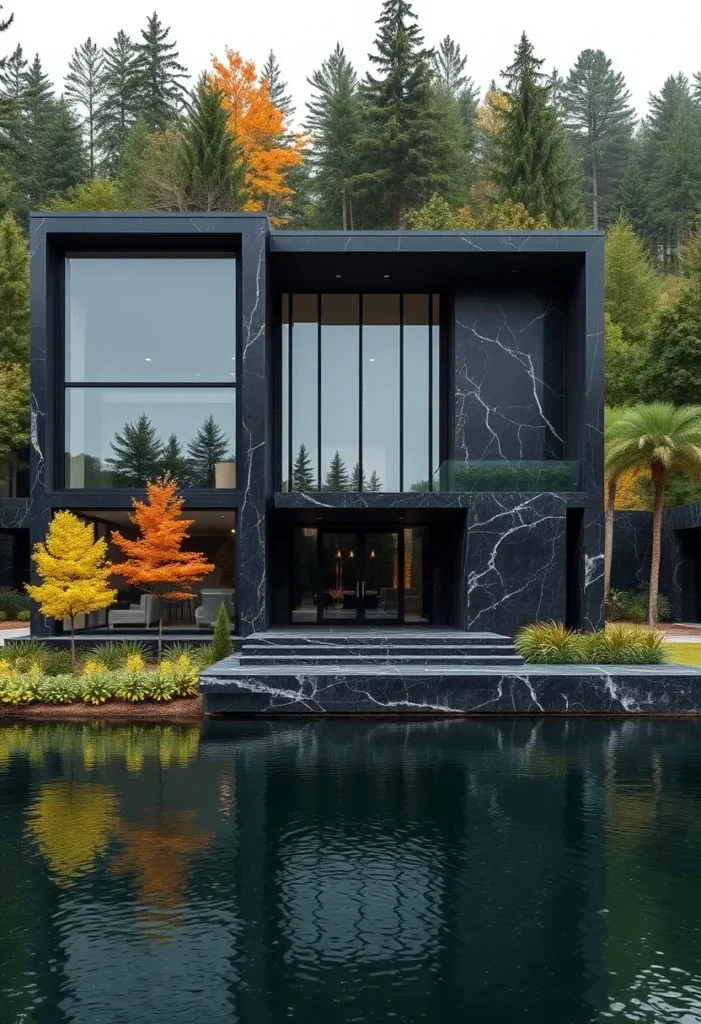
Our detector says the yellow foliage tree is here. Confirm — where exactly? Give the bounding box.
[26,511,117,669]
[614,467,649,510]
[209,49,303,224]
[407,192,549,231]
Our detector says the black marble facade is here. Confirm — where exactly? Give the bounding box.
[13,221,605,639]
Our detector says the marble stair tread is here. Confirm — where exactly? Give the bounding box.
[240,654,523,662]
[242,643,516,652]
[202,661,701,680]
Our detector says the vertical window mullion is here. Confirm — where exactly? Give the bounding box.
[288,297,293,491]
[399,293,404,493]
[317,293,322,490]
[428,292,433,492]
[359,293,363,491]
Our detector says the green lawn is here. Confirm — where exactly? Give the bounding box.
[665,643,701,667]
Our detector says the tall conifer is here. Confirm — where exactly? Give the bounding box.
[65,38,105,177]
[562,49,635,229]
[98,31,140,172]
[178,77,242,211]
[135,12,188,131]
[495,33,582,228]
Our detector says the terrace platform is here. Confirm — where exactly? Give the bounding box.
[199,628,701,715]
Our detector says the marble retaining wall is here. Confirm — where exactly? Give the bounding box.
[201,664,701,715]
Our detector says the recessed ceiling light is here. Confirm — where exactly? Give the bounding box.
[383,274,390,279]
[369,358,376,362]
[335,274,342,279]
[144,357,151,362]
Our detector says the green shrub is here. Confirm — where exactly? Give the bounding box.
[17,610,30,622]
[0,610,6,622]
[158,654,199,697]
[0,590,30,620]
[514,621,584,664]
[450,462,578,493]
[192,644,217,669]
[82,668,117,705]
[607,587,672,624]
[210,602,233,663]
[516,621,669,665]
[0,663,44,704]
[120,640,153,664]
[43,649,76,677]
[162,642,198,663]
[36,674,82,705]
[144,670,178,702]
[114,669,150,703]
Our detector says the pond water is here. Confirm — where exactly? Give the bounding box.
[2,719,701,1024]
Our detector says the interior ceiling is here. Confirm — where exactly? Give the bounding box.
[80,509,235,535]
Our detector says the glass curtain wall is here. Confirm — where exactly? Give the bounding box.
[282,293,439,492]
[64,257,237,489]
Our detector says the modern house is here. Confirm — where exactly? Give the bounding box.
[0,213,605,640]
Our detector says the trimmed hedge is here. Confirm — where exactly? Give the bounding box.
[450,463,578,493]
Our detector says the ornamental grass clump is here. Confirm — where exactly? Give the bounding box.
[514,621,584,664]
[158,654,199,698]
[515,621,669,665]
[582,624,668,665]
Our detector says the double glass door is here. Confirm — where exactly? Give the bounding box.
[291,527,430,624]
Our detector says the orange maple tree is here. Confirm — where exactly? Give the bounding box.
[110,475,214,660]
[209,49,303,224]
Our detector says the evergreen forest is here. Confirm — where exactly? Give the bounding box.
[1,1,701,510]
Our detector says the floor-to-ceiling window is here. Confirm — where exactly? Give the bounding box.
[282,293,440,492]
[64,257,237,489]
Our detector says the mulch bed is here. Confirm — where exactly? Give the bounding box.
[0,621,29,630]
[0,696,205,721]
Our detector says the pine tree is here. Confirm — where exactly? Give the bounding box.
[65,38,105,178]
[135,11,188,131]
[548,68,564,115]
[367,469,383,492]
[353,0,459,228]
[107,413,164,486]
[0,212,28,362]
[41,99,88,200]
[495,33,582,228]
[117,116,150,207]
[617,150,650,241]
[0,43,25,98]
[0,361,28,467]
[605,218,660,347]
[643,75,701,268]
[323,450,350,490]
[260,50,294,121]
[187,414,230,487]
[349,462,365,490]
[292,442,316,490]
[305,44,361,229]
[161,432,191,487]
[97,31,140,172]
[178,77,242,211]
[20,54,54,209]
[561,50,635,229]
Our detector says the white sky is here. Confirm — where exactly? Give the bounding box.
[6,0,701,123]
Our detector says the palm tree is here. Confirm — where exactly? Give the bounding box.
[606,404,701,627]
[604,406,625,604]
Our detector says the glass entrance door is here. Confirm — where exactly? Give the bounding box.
[290,526,430,625]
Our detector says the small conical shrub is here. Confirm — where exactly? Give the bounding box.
[210,602,233,663]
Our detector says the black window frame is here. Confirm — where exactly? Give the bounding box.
[282,291,441,493]
[59,250,241,492]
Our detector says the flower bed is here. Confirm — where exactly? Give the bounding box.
[0,641,212,710]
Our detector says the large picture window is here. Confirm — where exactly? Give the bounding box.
[282,293,440,492]
[64,256,237,489]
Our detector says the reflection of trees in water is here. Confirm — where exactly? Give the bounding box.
[27,781,118,886]
[111,809,214,934]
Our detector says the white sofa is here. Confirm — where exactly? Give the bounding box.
[108,594,160,629]
[195,588,234,628]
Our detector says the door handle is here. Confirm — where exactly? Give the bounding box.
[362,582,366,597]
[356,582,360,598]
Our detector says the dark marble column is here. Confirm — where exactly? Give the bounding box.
[237,218,269,636]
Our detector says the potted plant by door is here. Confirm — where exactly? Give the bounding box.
[329,587,344,610]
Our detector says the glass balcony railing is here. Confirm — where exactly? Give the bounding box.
[430,460,582,493]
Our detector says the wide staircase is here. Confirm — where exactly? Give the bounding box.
[235,628,523,669]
